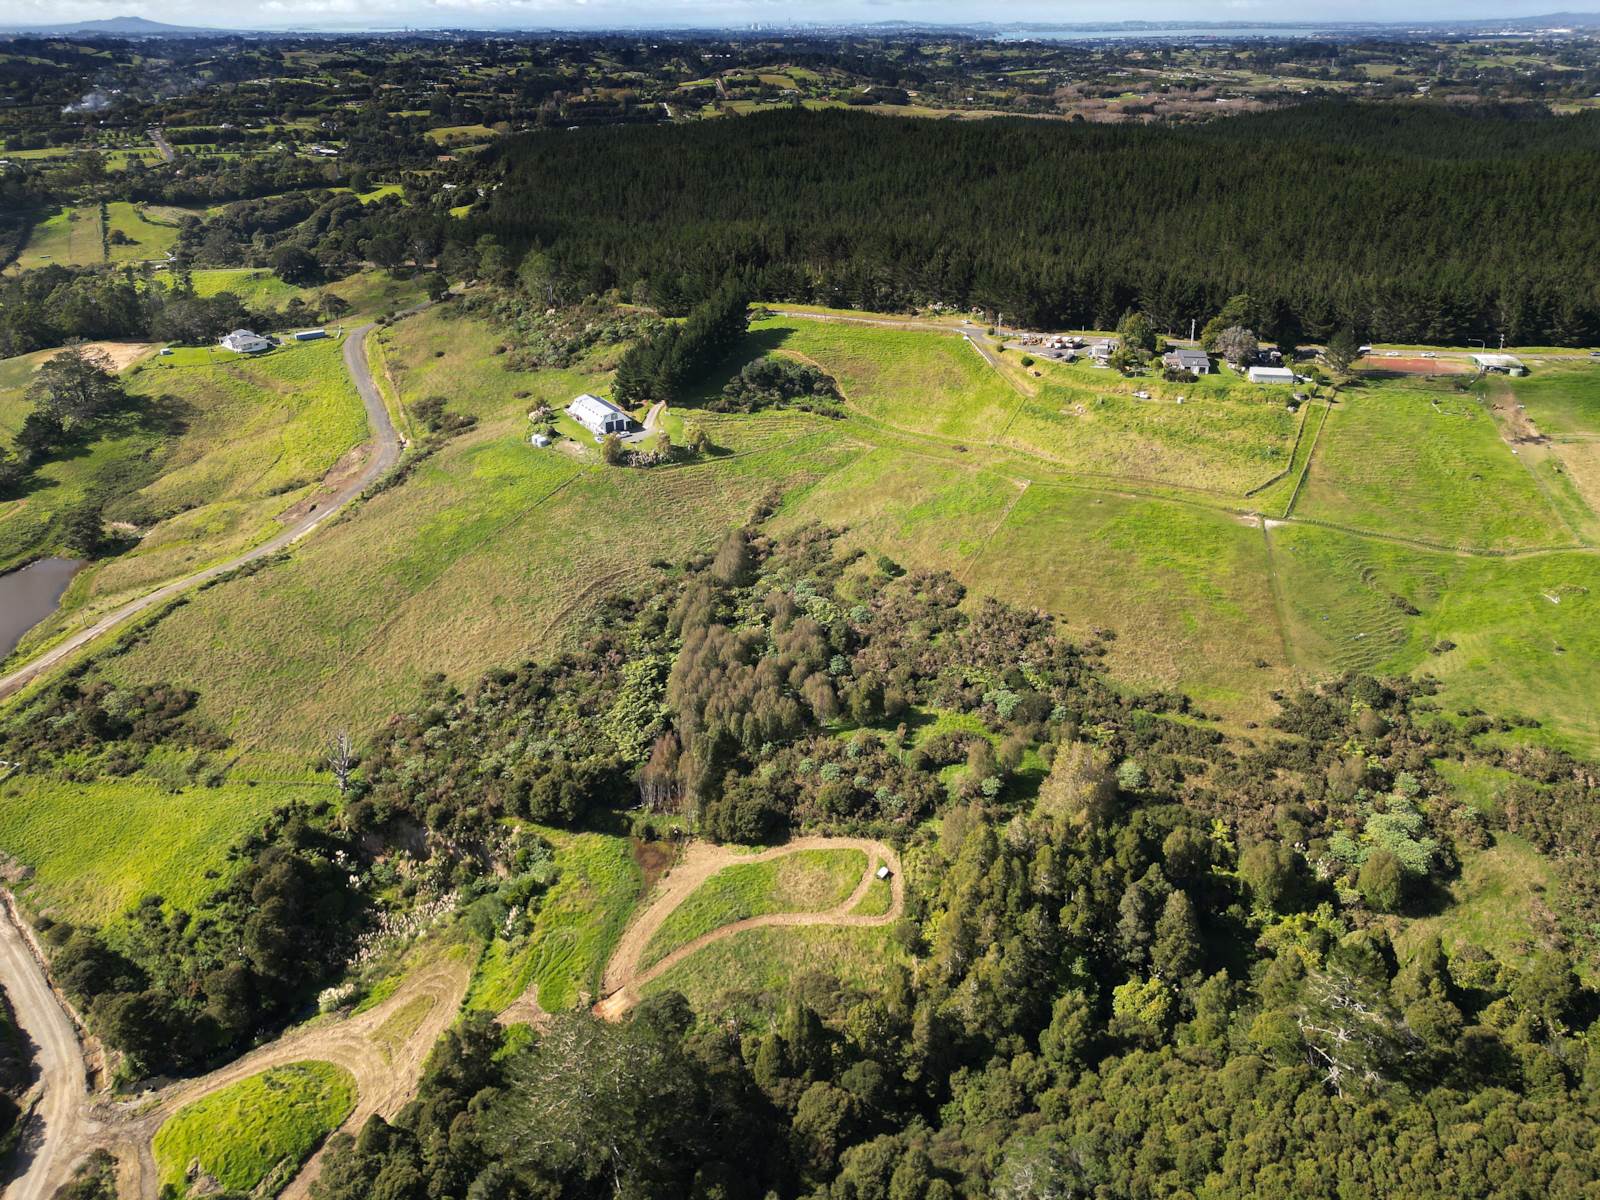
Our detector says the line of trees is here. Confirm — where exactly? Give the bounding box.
[612,281,751,405]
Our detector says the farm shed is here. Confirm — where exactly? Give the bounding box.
[565,393,634,438]
[292,329,327,341]
[1247,366,1295,385]
[1472,353,1526,376]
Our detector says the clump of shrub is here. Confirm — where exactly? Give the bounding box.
[711,356,842,415]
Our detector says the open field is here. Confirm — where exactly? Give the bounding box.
[1293,381,1572,550]
[102,202,182,263]
[176,267,427,320]
[0,772,319,923]
[9,206,101,270]
[754,317,1022,442]
[640,847,868,970]
[1002,365,1299,494]
[1510,363,1600,439]
[1270,522,1600,751]
[641,923,908,1023]
[965,485,1289,710]
[152,1061,356,1196]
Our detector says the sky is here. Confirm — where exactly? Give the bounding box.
[0,0,1588,31]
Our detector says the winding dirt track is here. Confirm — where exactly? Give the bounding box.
[0,888,471,1200]
[593,837,903,1020]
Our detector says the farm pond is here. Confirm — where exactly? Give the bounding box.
[0,557,80,659]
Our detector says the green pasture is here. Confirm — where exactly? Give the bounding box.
[640,848,867,970]
[103,202,182,263]
[1002,366,1299,494]
[1270,523,1600,752]
[966,484,1289,713]
[152,1061,356,1196]
[1293,381,1571,550]
[641,923,909,1025]
[0,771,319,925]
[1508,362,1600,439]
[753,317,1022,442]
[10,206,101,270]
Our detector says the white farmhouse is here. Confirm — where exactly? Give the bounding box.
[220,329,272,353]
[565,393,633,439]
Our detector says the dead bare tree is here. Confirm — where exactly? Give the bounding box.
[329,729,356,796]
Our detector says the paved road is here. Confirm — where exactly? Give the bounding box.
[0,322,403,703]
[147,128,174,163]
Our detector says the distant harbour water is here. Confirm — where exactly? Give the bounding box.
[0,557,82,659]
[999,26,1341,41]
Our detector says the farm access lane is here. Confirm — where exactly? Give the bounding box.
[0,310,420,703]
[0,896,87,1200]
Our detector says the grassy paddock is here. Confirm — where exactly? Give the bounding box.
[9,206,100,270]
[1271,523,1600,752]
[1295,381,1570,550]
[641,923,909,1026]
[152,1061,356,1196]
[753,317,1022,442]
[0,773,320,924]
[640,848,868,970]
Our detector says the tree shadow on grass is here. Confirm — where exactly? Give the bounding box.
[670,326,795,410]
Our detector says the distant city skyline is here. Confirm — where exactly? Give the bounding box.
[1,0,1594,32]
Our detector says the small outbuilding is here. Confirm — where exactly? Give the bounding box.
[876,865,892,881]
[1247,366,1296,385]
[565,393,633,439]
[530,433,552,448]
[220,329,271,354]
[292,328,327,341]
[1472,353,1526,376]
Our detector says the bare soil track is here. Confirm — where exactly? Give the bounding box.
[592,836,903,1020]
[0,891,471,1200]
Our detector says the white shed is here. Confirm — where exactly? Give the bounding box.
[1247,366,1295,385]
[1472,353,1526,376]
[876,865,892,881]
[565,393,633,439]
